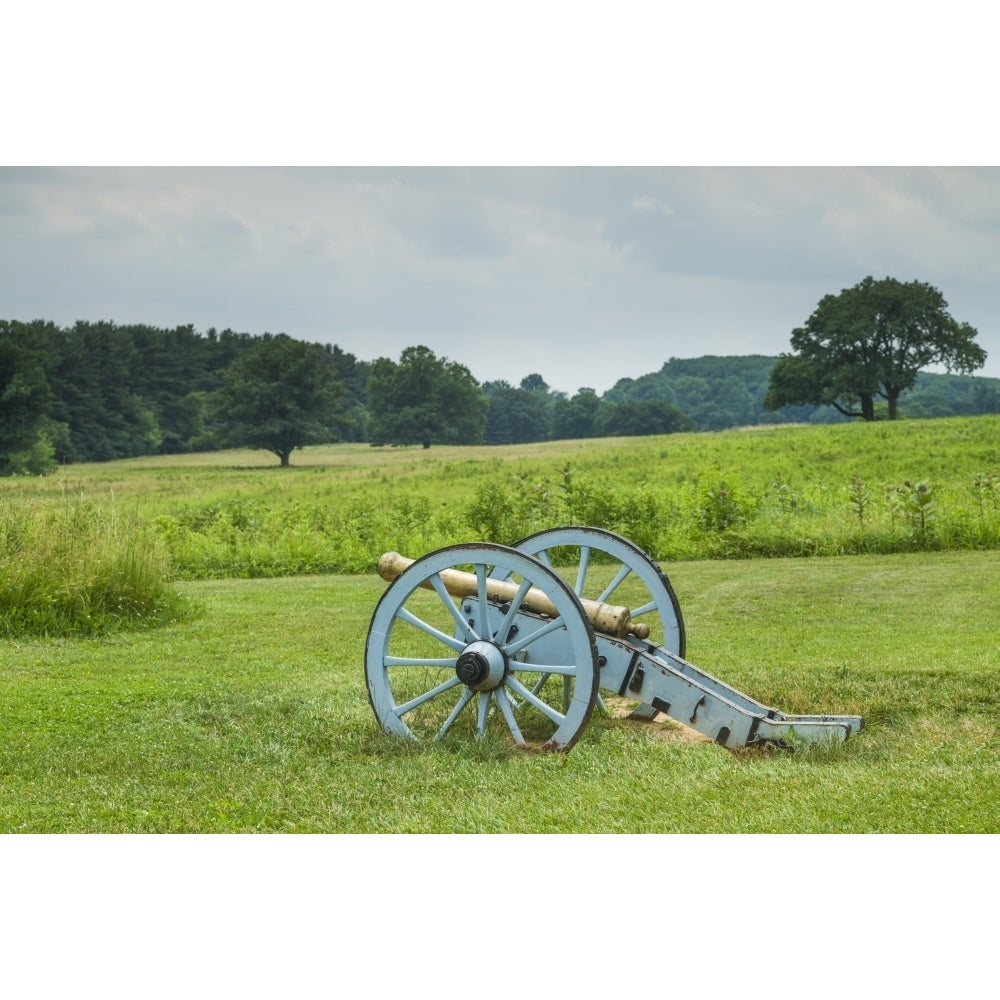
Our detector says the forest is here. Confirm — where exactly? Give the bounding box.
[2,318,999,472]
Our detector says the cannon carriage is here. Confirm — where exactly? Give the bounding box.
[365,526,863,751]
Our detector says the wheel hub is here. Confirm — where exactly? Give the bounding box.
[456,640,507,691]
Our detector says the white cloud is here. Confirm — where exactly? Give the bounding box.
[632,196,675,216]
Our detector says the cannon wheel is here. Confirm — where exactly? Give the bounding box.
[366,543,600,751]
[501,526,686,720]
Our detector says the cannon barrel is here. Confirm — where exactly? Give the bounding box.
[377,551,650,640]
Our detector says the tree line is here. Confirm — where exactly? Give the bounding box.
[1,278,996,472]
[0,320,371,472]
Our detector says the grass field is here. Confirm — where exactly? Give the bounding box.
[3,550,997,833]
[2,416,998,833]
[3,415,998,580]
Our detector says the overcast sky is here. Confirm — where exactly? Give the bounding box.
[3,166,998,394]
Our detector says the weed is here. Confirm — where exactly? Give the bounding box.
[892,480,937,547]
[696,467,754,533]
[846,471,871,529]
[972,469,999,521]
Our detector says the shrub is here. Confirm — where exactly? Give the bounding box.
[5,431,58,476]
[0,498,196,637]
[891,480,937,548]
[695,467,756,533]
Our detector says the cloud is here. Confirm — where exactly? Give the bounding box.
[632,195,676,216]
[1,166,998,393]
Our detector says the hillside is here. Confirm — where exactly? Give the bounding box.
[4,415,998,576]
[604,355,1000,430]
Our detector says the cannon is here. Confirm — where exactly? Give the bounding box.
[365,526,863,751]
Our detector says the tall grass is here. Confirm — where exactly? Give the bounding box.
[3,414,999,580]
[151,445,1000,577]
[0,496,196,637]
[152,492,463,578]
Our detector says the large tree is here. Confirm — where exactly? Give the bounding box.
[366,345,487,448]
[209,333,345,465]
[764,277,987,421]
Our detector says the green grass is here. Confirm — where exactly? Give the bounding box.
[2,416,997,832]
[5,412,993,507]
[0,495,196,637]
[3,551,997,833]
[5,415,999,578]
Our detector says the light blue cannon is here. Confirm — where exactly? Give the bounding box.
[367,526,863,751]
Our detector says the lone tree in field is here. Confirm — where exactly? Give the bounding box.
[367,345,487,448]
[763,276,987,421]
[209,333,345,466]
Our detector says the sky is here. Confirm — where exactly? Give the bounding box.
[4,5,998,398]
[4,165,999,396]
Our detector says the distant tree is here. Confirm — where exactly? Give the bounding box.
[519,373,550,394]
[604,356,784,429]
[484,385,552,444]
[366,345,487,448]
[481,380,513,396]
[44,320,163,462]
[684,376,755,429]
[551,389,601,440]
[208,333,345,465]
[0,320,58,474]
[484,396,513,444]
[764,277,987,421]
[127,323,219,452]
[972,378,1000,414]
[326,345,370,442]
[594,398,694,437]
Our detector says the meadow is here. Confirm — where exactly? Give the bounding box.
[1,415,998,832]
[4,414,999,581]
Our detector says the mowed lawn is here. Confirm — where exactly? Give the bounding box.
[3,549,997,833]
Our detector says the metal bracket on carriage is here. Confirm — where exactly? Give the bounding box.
[377,550,652,640]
